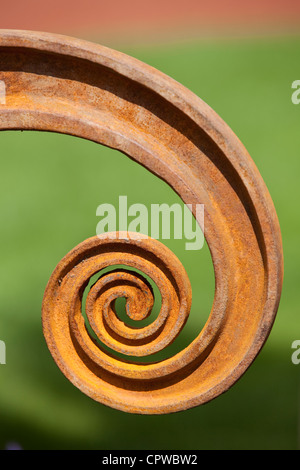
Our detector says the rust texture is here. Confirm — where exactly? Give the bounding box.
[0,30,283,414]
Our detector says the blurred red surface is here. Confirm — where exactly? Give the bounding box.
[0,0,299,37]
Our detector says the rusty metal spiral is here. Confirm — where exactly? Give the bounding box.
[42,232,195,380]
[0,30,283,414]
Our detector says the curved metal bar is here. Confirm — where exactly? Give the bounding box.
[0,30,283,414]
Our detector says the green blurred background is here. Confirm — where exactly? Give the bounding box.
[1,1,300,451]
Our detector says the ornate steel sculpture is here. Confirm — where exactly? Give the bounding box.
[0,30,283,414]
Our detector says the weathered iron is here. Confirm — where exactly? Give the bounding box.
[0,30,283,414]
